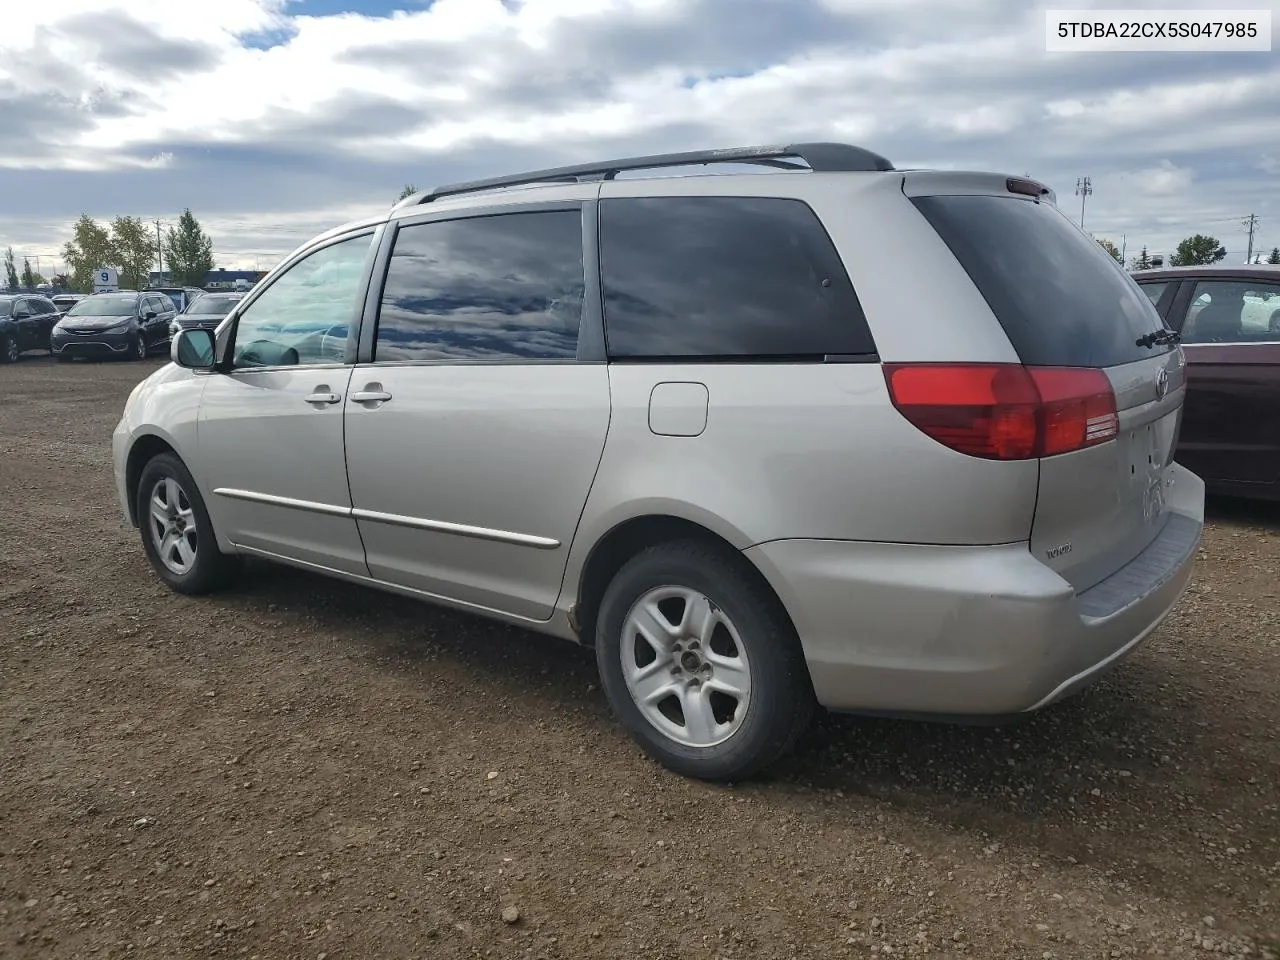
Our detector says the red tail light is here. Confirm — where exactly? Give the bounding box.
[883,363,1118,460]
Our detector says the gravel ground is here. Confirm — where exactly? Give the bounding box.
[1,354,1278,960]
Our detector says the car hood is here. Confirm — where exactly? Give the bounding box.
[59,314,136,330]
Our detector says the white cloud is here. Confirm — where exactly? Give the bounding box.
[0,0,1277,268]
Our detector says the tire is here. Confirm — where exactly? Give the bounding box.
[1,335,18,364]
[132,335,147,361]
[136,452,241,595]
[595,539,815,781]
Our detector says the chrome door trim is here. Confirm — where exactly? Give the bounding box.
[213,487,560,549]
[213,487,352,518]
[350,507,561,549]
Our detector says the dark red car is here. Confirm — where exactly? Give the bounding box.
[1134,264,1280,500]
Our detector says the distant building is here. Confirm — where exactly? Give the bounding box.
[148,268,267,290]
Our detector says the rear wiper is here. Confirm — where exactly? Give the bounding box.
[1135,329,1180,348]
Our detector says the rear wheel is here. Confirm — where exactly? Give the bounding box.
[595,539,814,781]
[136,452,241,594]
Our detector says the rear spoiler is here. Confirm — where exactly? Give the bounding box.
[901,170,1056,206]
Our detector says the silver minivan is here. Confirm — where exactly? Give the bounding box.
[113,143,1204,780]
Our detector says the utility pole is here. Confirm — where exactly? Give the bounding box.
[1242,213,1259,264]
[1120,234,1126,264]
[155,219,164,283]
[1075,176,1092,230]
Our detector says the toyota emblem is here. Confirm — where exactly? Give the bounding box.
[1155,367,1169,400]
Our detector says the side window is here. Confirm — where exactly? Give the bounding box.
[232,233,373,368]
[375,210,584,362]
[13,299,32,318]
[599,196,875,359]
[1137,281,1168,308]
[1181,280,1280,344]
[38,298,57,314]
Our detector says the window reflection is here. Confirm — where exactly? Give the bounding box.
[233,234,372,368]
[376,211,584,362]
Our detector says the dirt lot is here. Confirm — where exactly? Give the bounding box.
[1,354,1278,960]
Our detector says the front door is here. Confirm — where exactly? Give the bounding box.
[196,230,377,574]
[1172,277,1280,487]
[342,206,610,621]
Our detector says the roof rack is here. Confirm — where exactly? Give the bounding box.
[395,142,894,209]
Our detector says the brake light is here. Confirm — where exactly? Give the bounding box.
[883,363,1118,460]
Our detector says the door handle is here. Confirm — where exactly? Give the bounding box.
[349,387,392,404]
[304,390,342,405]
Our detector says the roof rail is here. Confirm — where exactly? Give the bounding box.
[394,142,894,209]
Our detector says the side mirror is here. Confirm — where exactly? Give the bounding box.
[172,328,216,370]
[144,310,158,320]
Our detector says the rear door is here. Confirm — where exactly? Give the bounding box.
[911,188,1187,591]
[342,202,610,621]
[1168,277,1280,487]
[13,298,42,350]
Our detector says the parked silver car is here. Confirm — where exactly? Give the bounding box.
[113,143,1204,780]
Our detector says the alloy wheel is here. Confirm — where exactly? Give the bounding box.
[147,477,198,575]
[619,585,752,748]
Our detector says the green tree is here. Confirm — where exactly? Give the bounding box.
[1097,238,1124,263]
[1169,234,1226,267]
[62,215,116,293]
[1132,246,1152,270]
[163,209,215,287]
[20,258,36,288]
[110,216,155,290]
[1268,247,1280,265]
[3,247,18,291]
[397,183,418,202]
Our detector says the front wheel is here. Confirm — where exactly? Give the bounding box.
[595,539,815,781]
[136,452,241,594]
[1,335,18,363]
[132,335,147,360]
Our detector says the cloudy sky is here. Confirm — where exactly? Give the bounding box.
[1,0,1277,274]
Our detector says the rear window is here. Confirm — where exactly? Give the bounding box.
[912,195,1171,368]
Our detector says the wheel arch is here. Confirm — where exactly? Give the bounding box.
[571,511,798,650]
[124,432,180,527]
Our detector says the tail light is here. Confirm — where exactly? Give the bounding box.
[883,363,1118,460]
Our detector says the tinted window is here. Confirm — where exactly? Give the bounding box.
[912,195,1171,367]
[1181,280,1280,344]
[599,197,873,359]
[232,233,372,368]
[0,300,11,317]
[375,211,584,362]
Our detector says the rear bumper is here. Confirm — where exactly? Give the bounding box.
[745,463,1205,716]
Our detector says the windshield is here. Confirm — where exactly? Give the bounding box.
[0,301,11,318]
[67,295,138,317]
[188,295,241,316]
